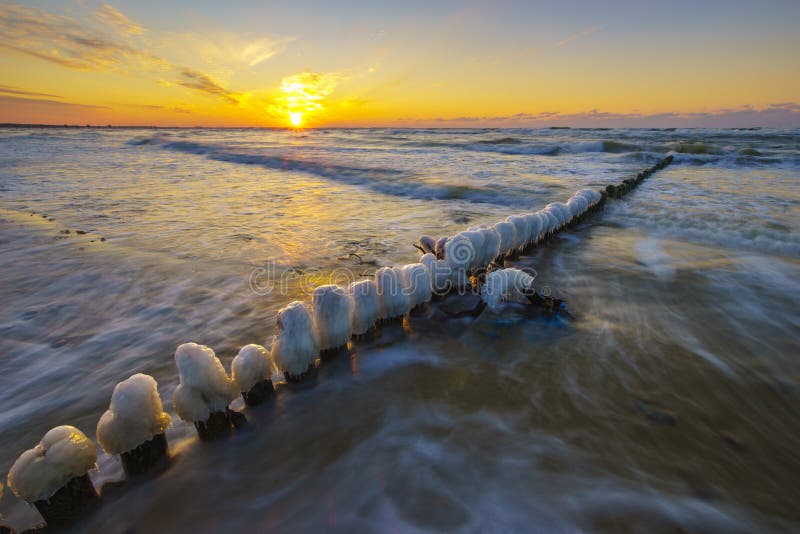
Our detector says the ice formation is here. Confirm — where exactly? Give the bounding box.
[7,426,97,502]
[348,279,379,335]
[312,285,354,350]
[172,343,237,423]
[400,263,432,308]
[271,301,320,376]
[231,344,273,393]
[506,215,530,251]
[481,268,537,312]
[375,267,411,320]
[96,374,171,455]
[493,220,517,257]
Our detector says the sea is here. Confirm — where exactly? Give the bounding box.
[0,126,798,532]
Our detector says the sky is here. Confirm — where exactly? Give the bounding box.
[0,0,798,128]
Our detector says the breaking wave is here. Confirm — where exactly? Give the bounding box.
[129,136,545,207]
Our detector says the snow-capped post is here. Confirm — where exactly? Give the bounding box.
[96,374,172,476]
[347,279,379,337]
[231,344,275,406]
[271,301,319,383]
[375,267,410,324]
[7,426,98,528]
[399,263,432,313]
[312,284,354,357]
[173,343,242,440]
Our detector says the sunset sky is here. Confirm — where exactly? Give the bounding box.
[1,0,798,128]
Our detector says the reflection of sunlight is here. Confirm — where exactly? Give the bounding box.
[289,111,303,127]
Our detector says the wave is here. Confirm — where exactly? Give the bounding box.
[463,139,642,155]
[480,137,522,145]
[666,141,723,155]
[130,136,544,207]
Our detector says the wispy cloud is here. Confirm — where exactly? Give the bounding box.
[0,3,284,108]
[0,3,163,71]
[554,25,605,48]
[0,85,62,98]
[240,37,293,67]
[122,103,194,114]
[94,4,145,36]
[0,95,111,109]
[176,69,240,104]
[391,104,800,128]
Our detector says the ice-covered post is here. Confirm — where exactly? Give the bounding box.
[347,280,379,337]
[270,301,319,383]
[312,285,354,357]
[400,263,432,313]
[172,343,242,440]
[96,374,172,476]
[231,344,275,406]
[7,426,98,528]
[375,267,410,324]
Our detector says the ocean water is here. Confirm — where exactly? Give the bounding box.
[0,127,798,532]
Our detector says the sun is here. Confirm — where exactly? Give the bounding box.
[289,111,303,127]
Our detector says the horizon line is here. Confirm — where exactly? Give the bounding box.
[0,123,784,131]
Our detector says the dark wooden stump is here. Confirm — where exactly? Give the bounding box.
[120,432,169,477]
[33,473,98,528]
[284,364,315,384]
[195,410,234,441]
[241,379,274,406]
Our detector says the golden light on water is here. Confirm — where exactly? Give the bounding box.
[289,111,303,127]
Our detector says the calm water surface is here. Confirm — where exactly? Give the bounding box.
[0,127,798,532]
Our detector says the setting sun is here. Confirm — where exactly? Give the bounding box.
[289,111,303,127]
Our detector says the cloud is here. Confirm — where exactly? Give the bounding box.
[391,104,800,128]
[150,31,293,73]
[0,85,62,98]
[0,3,289,113]
[176,69,240,104]
[0,3,164,71]
[240,37,293,67]
[121,103,193,114]
[94,4,145,36]
[0,95,111,109]
[554,25,605,48]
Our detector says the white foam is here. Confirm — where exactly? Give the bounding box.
[348,280,379,335]
[312,285,354,350]
[173,343,237,423]
[271,301,320,376]
[231,344,273,393]
[8,425,97,502]
[96,373,172,455]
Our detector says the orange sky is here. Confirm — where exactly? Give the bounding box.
[1,1,799,128]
